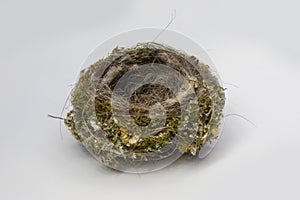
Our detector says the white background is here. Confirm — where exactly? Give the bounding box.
[1,0,299,199]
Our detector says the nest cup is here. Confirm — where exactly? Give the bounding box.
[64,28,226,173]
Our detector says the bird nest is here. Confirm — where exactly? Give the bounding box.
[64,42,225,171]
